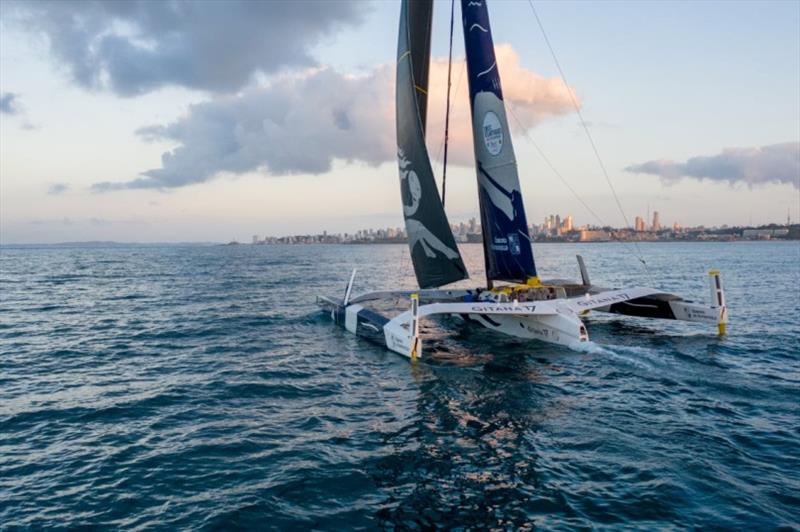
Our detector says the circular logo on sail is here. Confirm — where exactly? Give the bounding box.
[482,111,503,156]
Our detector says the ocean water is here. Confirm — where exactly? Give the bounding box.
[1,241,798,530]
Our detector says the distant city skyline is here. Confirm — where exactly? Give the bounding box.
[245,210,797,246]
[1,0,798,244]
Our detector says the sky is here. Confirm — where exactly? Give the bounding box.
[1,0,798,244]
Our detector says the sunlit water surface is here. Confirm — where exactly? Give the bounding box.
[1,242,798,529]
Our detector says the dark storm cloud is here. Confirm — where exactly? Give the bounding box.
[5,0,364,96]
[626,142,800,189]
[0,92,19,114]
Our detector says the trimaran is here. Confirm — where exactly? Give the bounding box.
[318,0,728,359]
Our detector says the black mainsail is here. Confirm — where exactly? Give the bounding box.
[397,0,468,289]
[461,0,538,284]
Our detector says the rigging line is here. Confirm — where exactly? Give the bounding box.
[505,102,604,226]
[526,0,653,281]
[441,0,456,207]
[506,99,654,285]
[525,0,627,227]
[432,59,465,183]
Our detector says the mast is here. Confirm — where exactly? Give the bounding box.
[441,0,456,207]
[461,0,538,285]
[396,0,469,289]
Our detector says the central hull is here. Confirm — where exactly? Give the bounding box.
[464,312,589,348]
[318,286,593,358]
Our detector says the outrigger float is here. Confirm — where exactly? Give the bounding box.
[318,0,728,359]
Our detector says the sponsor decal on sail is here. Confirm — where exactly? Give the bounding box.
[482,111,503,155]
[491,235,508,251]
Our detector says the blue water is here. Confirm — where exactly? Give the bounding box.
[1,242,798,529]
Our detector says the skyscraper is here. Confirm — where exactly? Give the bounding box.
[652,211,661,232]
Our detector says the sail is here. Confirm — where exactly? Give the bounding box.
[397,0,468,289]
[461,0,538,283]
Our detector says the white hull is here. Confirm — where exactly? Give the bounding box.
[318,265,728,360]
[464,312,588,348]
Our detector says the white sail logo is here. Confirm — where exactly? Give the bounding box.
[482,111,503,156]
[398,148,461,261]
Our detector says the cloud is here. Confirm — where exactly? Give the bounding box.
[626,142,800,189]
[94,46,579,190]
[30,217,74,226]
[5,0,364,96]
[1,92,19,114]
[429,45,580,167]
[47,183,70,195]
[0,92,37,128]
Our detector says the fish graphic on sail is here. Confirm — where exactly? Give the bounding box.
[397,0,468,289]
[461,0,538,284]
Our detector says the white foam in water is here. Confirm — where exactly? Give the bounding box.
[575,340,658,371]
[571,340,611,355]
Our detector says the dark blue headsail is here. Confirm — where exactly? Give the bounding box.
[461,0,538,284]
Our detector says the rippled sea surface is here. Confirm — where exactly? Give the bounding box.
[1,242,799,529]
